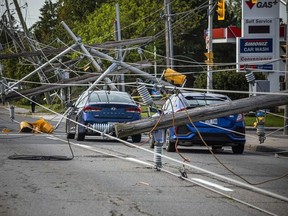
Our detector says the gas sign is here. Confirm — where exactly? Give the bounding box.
[243,0,280,18]
[239,0,280,92]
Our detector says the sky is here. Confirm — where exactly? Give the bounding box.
[0,0,49,28]
[24,0,50,27]
[2,1,287,28]
[0,0,55,28]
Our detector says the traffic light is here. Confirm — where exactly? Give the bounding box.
[163,68,186,85]
[204,51,214,65]
[217,0,225,21]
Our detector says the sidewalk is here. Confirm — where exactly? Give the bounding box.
[2,105,63,122]
[245,126,288,153]
[245,134,288,154]
[1,105,287,154]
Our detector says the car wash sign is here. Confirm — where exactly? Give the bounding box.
[237,37,274,71]
[240,38,273,53]
[237,0,280,72]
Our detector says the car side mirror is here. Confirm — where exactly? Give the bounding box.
[65,101,74,108]
[150,107,162,114]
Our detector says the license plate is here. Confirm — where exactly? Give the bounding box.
[205,119,218,125]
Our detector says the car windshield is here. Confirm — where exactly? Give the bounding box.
[89,91,134,104]
[184,96,228,107]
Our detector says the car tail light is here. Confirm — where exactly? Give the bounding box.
[236,113,244,122]
[83,106,102,112]
[125,107,141,113]
[174,127,179,134]
[176,108,187,112]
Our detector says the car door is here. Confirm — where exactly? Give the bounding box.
[66,92,88,134]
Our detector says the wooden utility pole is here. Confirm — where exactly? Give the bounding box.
[12,0,52,104]
[284,2,288,135]
[114,92,288,138]
[3,61,152,102]
[0,36,154,60]
[164,0,174,68]
[115,3,125,92]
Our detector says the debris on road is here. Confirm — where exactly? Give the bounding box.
[19,118,54,134]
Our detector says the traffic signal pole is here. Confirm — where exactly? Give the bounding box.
[207,0,213,92]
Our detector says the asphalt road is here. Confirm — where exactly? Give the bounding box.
[0,108,288,216]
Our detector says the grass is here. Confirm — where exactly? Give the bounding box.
[141,106,284,127]
[13,103,285,127]
[244,112,284,127]
[12,103,66,114]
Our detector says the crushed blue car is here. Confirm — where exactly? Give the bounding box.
[150,92,246,154]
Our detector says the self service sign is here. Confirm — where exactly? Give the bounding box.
[240,38,273,53]
[242,0,279,38]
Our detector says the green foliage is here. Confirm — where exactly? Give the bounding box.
[58,0,104,25]
[74,0,163,44]
[32,0,59,43]
[193,70,249,100]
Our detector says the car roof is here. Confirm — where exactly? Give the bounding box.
[85,90,129,95]
[179,92,230,99]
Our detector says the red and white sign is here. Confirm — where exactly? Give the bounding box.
[243,0,280,18]
[238,1,280,73]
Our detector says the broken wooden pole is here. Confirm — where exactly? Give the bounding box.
[114,92,288,138]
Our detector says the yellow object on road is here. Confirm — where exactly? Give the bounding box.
[19,121,33,133]
[32,118,54,133]
[2,128,12,133]
[19,118,54,134]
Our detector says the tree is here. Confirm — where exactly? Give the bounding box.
[73,0,205,72]
[57,0,105,26]
[32,0,59,43]
[193,70,266,100]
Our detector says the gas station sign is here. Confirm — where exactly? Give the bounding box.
[237,0,280,78]
[243,0,280,18]
[239,38,273,53]
[237,37,274,71]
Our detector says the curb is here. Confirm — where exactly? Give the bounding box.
[245,126,283,131]
[245,144,285,153]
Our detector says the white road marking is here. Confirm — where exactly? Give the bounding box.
[46,136,61,140]
[191,178,234,192]
[125,157,152,166]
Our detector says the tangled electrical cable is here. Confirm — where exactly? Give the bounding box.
[2,91,75,161]
[173,92,288,186]
[7,118,74,161]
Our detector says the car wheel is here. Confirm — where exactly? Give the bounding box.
[149,135,155,148]
[65,119,75,139]
[121,137,128,141]
[132,134,142,143]
[67,133,75,139]
[75,123,85,141]
[212,146,223,153]
[165,129,176,152]
[232,144,244,154]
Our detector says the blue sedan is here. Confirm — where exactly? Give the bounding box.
[151,92,246,154]
[66,90,142,142]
